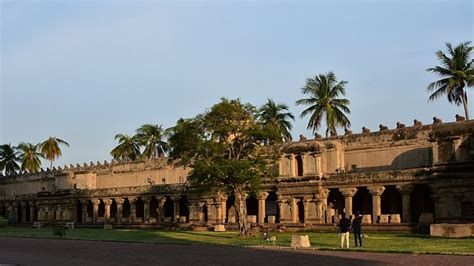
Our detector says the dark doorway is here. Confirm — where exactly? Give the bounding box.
[179,196,189,222]
[76,200,82,223]
[265,191,279,223]
[381,185,402,214]
[295,155,303,176]
[297,199,305,223]
[352,187,372,215]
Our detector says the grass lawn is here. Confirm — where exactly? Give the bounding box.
[0,227,472,255]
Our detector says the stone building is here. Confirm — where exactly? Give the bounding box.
[1,118,473,231]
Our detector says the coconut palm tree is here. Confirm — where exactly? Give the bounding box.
[426,42,474,120]
[0,144,21,175]
[110,134,141,161]
[296,72,351,137]
[39,137,70,169]
[18,143,43,173]
[257,99,295,143]
[135,124,169,159]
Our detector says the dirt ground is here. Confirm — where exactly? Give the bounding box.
[0,237,472,266]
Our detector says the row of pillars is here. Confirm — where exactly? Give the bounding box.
[0,201,37,223]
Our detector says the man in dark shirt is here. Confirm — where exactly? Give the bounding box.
[352,211,363,247]
[338,212,351,248]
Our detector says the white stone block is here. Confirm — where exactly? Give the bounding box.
[390,214,401,223]
[290,235,311,248]
[103,224,113,230]
[267,215,276,224]
[214,224,225,232]
[248,215,257,223]
[362,214,372,224]
[379,214,389,224]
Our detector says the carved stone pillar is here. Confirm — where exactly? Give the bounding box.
[92,199,100,223]
[115,198,124,224]
[29,202,36,222]
[302,198,313,224]
[157,197,166,223]
[291,198,298,223]
[315,188,329,223]
[397,184,413,223]
[340,187,357,218]
[103,199,112,223]
[81,200,88,223]
[170,196,180,223]
[277,197,291,223]
[368,186,385,223]
[220,196,227,224]
[257,192,268,225]
[129,198,136,223]
[143,197,151,223]
[20,202,27,223]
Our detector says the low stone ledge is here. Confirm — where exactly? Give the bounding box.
[290,235,311,248]
[430,223,474,238]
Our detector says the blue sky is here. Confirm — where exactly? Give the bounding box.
[1,0,473,167]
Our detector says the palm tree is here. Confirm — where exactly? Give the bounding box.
[110,134,141,161]
[0,144,21,175]
[39,137,70,169]
[296,72,351,137]
[427,42,474,120]
[257,99,295,143]
[18,143,43,173]
[135,124,169,159]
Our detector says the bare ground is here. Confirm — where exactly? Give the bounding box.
[0,237,472,266]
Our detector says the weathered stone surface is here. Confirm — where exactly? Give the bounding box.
[267,215,276,224]
[379,215,389,224]
[290,235,311,248]
[103,224,113,230]
[430,223,474,238]
[179,216,187,223]
[247,215,257,224]
[362,215,372,224]
[390,214,401,224]
[214,224,225,232]
[419,213,434,224]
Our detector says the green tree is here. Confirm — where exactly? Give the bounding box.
[296,72,351,137]
[426,42,474,120]
[257,99,295,143]
[39,137,69,169]
[110,134,141,161]
[135,124,169,159]
[0,144,21,175]
[168,98,278,236]
[18,143,43,173]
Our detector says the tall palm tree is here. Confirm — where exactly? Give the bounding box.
[39,137,70,169]
[426,42,474,120]
[0,144,21,175]
[110,134,141,161]
[135,124,169,159]
[296,72,351,137]
[18,143,43,173]
[257,99,295,143]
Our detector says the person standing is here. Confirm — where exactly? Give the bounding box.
[352,211,363,247]
[338,212,350,248]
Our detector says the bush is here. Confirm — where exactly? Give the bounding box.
[0,216,8,226]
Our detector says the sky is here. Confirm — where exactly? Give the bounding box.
[1,0,473,167]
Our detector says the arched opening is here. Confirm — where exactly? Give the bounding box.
[76,200,82,223]
[410,184,434,223]
[265,191,279,223]
[352,187,372,215]
[327,189,345,223]
[295,154,303,176]
[202,203,208,223]
[98,200,105,221]
[110,200,117,223]
[1,204,6,218]
[179,196,189,222]
[87,200,93,222]
[164,196,174,220]
[381,185,402,215]
[246,196,258,223]
[149,197,158,221]
[136,198,144,222]
[297,199,305,223]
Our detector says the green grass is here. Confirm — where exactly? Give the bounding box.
[0,227,472,255]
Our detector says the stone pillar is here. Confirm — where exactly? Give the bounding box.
[397,185,413,223]
[170,196,180,223]
[115,198,124,224]
[340,187,357,218]
[13,203,18,223]
[129,198,136,223]
[290,154,296,177]
[257,192,268,225]
[157,197,166,223]
[20,202,27,223]
[92,199,100,223]
[29,202,35,222]
[315,189,329,223]
[143,197,150,223]
[303,198,312,224]
[81,200,88,223]
[187,202,200,223]
[291,198,298,223]
[368,186,385,223]
[103,199,112,223]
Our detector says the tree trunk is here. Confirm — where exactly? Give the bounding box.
[234,187,251,237]
[462,91,469,120]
